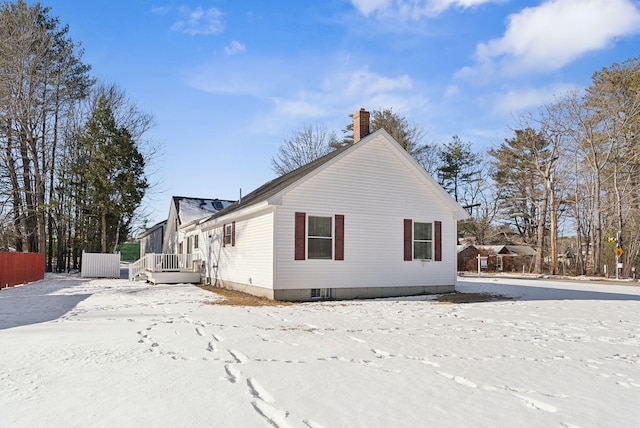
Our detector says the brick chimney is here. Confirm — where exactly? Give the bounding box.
[353,108,370,143]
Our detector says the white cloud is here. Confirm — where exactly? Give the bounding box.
[491,83,580,115]
[171,6,224,35]
[444,85,460,97]
[186,69,264,97]
[350,0,502,20]
[184,56,429,135]
[351,0,390,16]
[345,69,413,96]
[469,0,640,77]
[225,40,246,56]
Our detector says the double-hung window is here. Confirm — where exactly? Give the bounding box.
[413,222,432,260]
[224,223,235,247]
[295,213,344,261]
[224,225,232,246]
[308,216,332,259]
[404,219,442,261]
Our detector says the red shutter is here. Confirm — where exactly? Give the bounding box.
[222,224,226,247]
[404,219,412,261]
[231,221,236,247]
[335,214,344,261]
[295,212,306,260]
[434,220,442,262]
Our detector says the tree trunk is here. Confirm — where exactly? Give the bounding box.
[4,125,25,251]
[534,183,549,274]
[593,177,602,275]
[550,176,557,275]
[101,207,107,253]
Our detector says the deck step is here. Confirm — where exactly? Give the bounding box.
[133,273,148,281]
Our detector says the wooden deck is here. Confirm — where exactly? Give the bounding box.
[129,253,202,284]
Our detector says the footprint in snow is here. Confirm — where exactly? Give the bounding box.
[303,420,327,428]
[195,327,205,337]
[348,336,366,343]
[252,400,291,428]
[437,372,477,388]
[420,359,440,367]
[206,342,215,352]
[247,378,275,403]
[224,364,241,384]
[513,394,558,413]
[372,349,391,358]
[260,336,299,347]
[211,334,224,342]
[228,349,248,364]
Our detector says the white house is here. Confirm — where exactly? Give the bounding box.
[162,196,234,255]
[181,108,468,301]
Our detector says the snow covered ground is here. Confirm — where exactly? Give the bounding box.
[1,274,639,428]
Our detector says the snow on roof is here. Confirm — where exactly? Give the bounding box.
[175,197,234,224]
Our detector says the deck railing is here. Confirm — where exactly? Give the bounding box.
[129,253,199,280]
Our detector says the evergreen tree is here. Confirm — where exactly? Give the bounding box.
[81,95,148,252]
[437,136,480,203]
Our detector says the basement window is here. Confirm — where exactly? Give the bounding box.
[311,288,332,299]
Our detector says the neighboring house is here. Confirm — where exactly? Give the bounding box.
[457,244,480,272]
[181,108,468,301]
[162,197,234,255]
[469,244,536,272]
[138,220,167,257]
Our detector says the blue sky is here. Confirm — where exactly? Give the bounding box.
[34,0,640,227]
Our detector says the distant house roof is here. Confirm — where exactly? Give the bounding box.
[504,245,536,257]
[202,129,468,223]
[138,219,167,239]
[173,196,235,224]
[457,244,478,253]
[474,245,536,257]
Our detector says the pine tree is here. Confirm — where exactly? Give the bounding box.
[81,95,148,252]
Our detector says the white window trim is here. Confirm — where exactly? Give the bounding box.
[307,215,333,260]
[413,221,433,261]
[224,224,232,246]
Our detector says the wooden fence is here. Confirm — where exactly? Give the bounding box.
[0,252,45,289]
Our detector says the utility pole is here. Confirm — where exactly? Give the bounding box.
[615,231,623,280]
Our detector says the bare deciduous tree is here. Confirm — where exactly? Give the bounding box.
[271,125,338,176]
